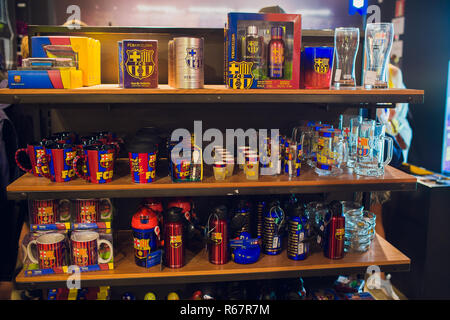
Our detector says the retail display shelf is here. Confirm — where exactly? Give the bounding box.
[14,231,410,289]
[0,85,424,105]
[6,160,417,200]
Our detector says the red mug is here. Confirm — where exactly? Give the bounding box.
[73,144,116,184]
[26,232,66,269]
[29,199,71,225]
[73,198,112,223]
[15,142,49,177]
[70,231,113,266]
[38,144,77,183]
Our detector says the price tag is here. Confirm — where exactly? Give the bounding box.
[334,69,342,82]
[364,71,377,86]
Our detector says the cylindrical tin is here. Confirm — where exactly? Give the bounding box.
[207,206,229,265]
[164,207,185,268]
[262,201,285,255]
[168,40,175,87]
[173,37,204,89]
[324,201,345,259]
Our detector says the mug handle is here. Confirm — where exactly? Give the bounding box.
[58,199,72,222]
[37,154,53,181]
[26,240,39,264]
[73,155,89,181]
[99,198,112,220]
[97,239,113,264]
[15,149,33,174]
[382,136,394,167]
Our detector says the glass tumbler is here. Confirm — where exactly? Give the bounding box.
[364,23,394,89]
[347,116,363,168]
[315,128,345,176]
[333,27,360,88]
[303,47,335,89]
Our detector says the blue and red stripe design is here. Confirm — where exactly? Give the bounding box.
[129,152,156,184]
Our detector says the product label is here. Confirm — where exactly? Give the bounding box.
[170,235,182,248]
[125,49,155,80]
[314,58,330,74]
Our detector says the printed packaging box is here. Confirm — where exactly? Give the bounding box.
[22,230,70,276]
[28,198,114,231]
[69,229,114,273]
[225,12,301,89]
[118,39,158,88]
[8,68,83,89]
[31,36,101,86]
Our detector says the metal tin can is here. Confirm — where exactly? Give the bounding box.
[262,201,285,255]
[173,37,204,89]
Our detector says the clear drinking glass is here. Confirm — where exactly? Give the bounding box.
[355,120,393,177]
[315,128,346,176]
[347,116,363,168]
[333,27,360,89]
[364,23,394,89]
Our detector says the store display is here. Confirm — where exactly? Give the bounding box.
[226,12,301,89]
[118,39,158,88]
[132,206,160,268]
[169,37,204,89]
[323,201,345,259]
[206,205,229,265]
[303,46,335,89]
[333,27,360,88]
[163,207,185,268]
[363,23,394,89]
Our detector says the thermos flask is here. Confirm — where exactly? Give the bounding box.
[324,200,345,259]
[262,200,285,255]
[132,207,160,267]
[164,207,185,268]
[287,205,309,261]
[207,205,229,265]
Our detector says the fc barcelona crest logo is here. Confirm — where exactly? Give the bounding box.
[228,61,254,89]
[126,49,155,80]
[314,58,330,74]
[185,48,202,69]
[100,153,114,169]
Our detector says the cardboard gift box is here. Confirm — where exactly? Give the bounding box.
[8,68,83,89]
[31,36,101,86]
[225,12,301,89]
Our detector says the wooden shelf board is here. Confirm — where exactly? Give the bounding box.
[7,162,417,200]
[0,85,424,104]
[15,232,410,289]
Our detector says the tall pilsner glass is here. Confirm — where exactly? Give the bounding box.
[333,27,360,89]
[364,23,394,89]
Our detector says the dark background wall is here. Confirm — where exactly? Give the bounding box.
[381,0,450,173]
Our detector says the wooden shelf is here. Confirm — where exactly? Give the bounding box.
[0,84,424,105]
[15,231,410,289]
[7,160,417,200]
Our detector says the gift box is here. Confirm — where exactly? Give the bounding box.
[70,198,114,230]
[118,39,158,88]
[8,68,83,89]
[225,12,301,89]
[31,36,101,86]
[28,199,72,231]
[22,230,70,276]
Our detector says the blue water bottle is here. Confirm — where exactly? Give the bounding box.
[132,207,160,268]
[262,200,285,255]
[287,205,309,260]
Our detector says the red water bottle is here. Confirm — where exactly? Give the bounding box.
[268,26,285,79]
[163,207,185,268]
[207,205,229,265]
[324,201,345,259]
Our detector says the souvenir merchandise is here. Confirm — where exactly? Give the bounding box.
[206,205,229,265]
[163,207,185,268]
[132,206,161,268]
[72,198,113,230]
[333,27,360,88]
[303,46,335,89]
[226,12,301,89]
[28,199,72,231]
[118,39,158,88]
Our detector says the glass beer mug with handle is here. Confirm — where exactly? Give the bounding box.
[355,121,393,177]
[333,27,360,89]
[363,23,394,89]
